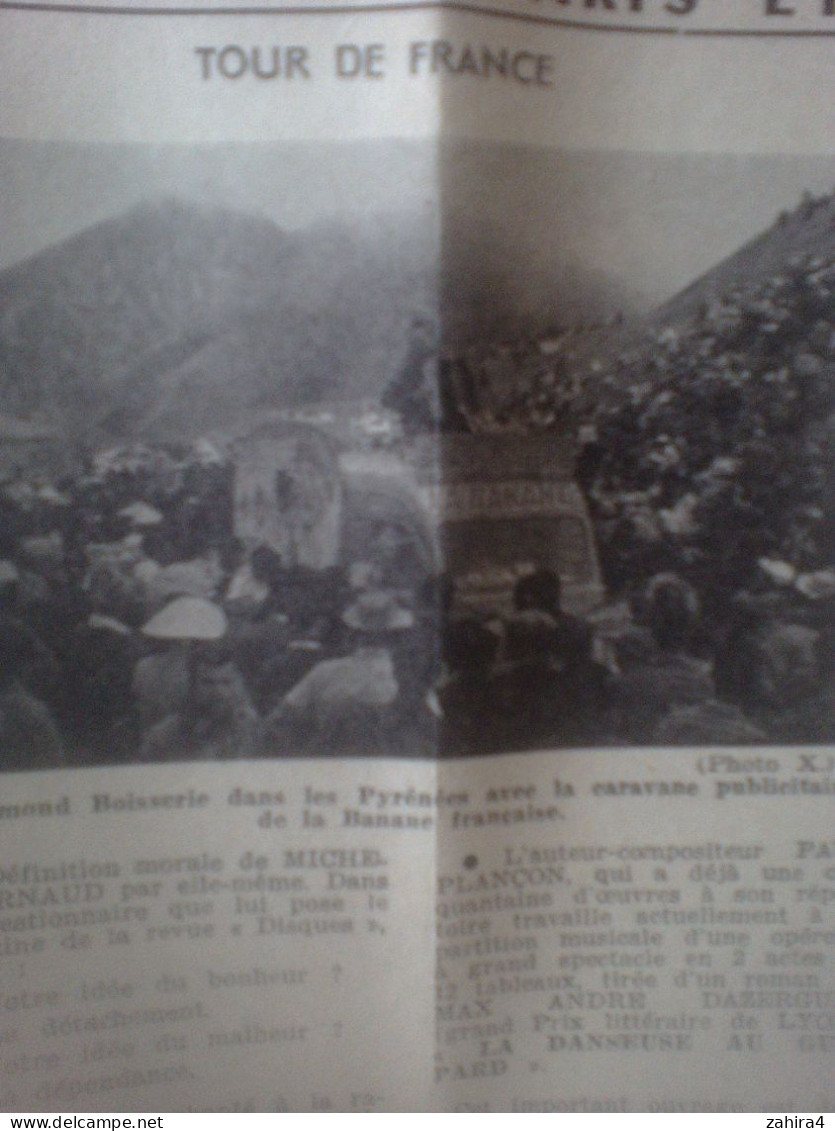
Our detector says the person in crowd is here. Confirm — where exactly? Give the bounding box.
[224,550,298,713]
[133,601,195,733]
[488,568,607,748]
[381,316,439,434]
[511,568,593,661]
[141,637,259,761]
[263,590,411,755]
[438,616,501,755]
[738,619,824,743]
[0,623,66,770]
[64,614,141,761]
[614,572,715,743]
[0,560,60,702]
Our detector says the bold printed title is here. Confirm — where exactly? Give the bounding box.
[195,42,556,86]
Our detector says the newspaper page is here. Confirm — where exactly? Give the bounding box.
[1,0,835,1115]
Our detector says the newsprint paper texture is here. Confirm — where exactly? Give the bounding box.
[2,0,835,1114]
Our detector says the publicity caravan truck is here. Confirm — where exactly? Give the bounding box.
[411,431,605,617]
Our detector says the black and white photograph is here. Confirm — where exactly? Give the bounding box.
[2,140,835,765]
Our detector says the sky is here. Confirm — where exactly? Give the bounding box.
[3,139,835,308]
[0,138,439,269]
[442,144,835,308]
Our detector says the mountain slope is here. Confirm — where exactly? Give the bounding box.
[0,198,436,444]
[655,190,835,326]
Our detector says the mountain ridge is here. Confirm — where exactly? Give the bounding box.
[0,197,436,445]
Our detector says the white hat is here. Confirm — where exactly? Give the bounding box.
[88,613,131,636]
[795,568,835,600]
[119,502,163,527]
[142,597,227,641]
[758,558,796,586]
[342,591,414,632]
[0,560,20,586]
[37,486,71,506]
